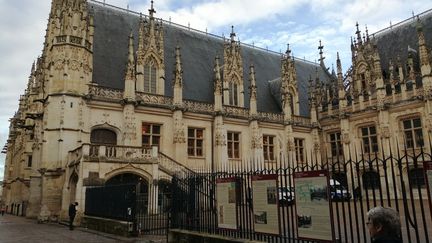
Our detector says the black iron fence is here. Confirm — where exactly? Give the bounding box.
[171,143,432,243]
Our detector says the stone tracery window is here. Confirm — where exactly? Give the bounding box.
[188,128,204,157]
[228,82,239,106]
[144,60,157,93]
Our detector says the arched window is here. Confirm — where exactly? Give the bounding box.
[144,62,157,93]
[90,129,117,145]
[229,82,238,106]
[409,168,425,188]
[362,171,380,190]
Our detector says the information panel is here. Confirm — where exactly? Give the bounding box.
[252,174,279,235]
[424,161,432,215]
[294,170,334,242]
[216,177,238,230]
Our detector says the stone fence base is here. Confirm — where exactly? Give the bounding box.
[169,229,265,243]
[82,216,134,237]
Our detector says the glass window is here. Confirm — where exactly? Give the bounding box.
[329,132,343,157]
[142,123,161,148]
[227,131,240,159]
[294,138,305,164]
[229,83,239,106]
[360,126,378,153]
[188,128,204,157]
[263,135,275,162]
[402,118,423,148]
[144,63,157,93]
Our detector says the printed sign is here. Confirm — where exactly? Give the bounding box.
[252,174,279,235]
[216,177,238,230]
[424,161,432,216]
[294,170,334,242]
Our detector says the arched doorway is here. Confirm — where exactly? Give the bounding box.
[106,173,148,193]
[69,172,78,204]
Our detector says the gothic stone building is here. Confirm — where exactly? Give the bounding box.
[2,0,432,222]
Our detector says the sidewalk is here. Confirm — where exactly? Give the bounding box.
[0,214,166,243]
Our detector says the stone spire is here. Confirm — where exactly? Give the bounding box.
[281,43,297,118]
[173,46,183,105]
[136,1,165,94]
[373,45,384,89]
[223,25,244,106]
[124,32,136,101]
[355,22,362,46]
[336,53,346,110]
[214,56,223,112]
[416,19,431,77]
[318,40,325,67]
[249,64,257,116]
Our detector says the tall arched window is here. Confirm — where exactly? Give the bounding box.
[229,82,238,106]
[144,61,157,93]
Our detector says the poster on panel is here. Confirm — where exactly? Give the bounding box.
[424,161,432,214]
[216,177,238,230]
[294,170,334,242]
[252,174,279,235]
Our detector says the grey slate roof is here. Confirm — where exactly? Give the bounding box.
[88,2,331,116]
[373,11,432,74]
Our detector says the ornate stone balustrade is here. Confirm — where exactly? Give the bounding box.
[136,92,173,106]
[87,87,312,126]
[84,144,154,162]
[183,100,214,114]
[292,115,312,127]
[88,85,123,100]
[224,105,249,118]
[256,112,284,123]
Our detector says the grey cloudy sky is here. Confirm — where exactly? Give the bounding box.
[0,0,431,180]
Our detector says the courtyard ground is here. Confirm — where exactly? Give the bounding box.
[0,214,166,243]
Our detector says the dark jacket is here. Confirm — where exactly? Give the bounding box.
[372,234,403,243]
[68,204,77,217]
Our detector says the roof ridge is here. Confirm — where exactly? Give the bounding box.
[88,0,321,67]
[372,7,432,37]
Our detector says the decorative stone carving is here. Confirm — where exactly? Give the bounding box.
[342,132,350,144]
[380,126,390,138]
[250,122,262,149]
[173,114,185,144]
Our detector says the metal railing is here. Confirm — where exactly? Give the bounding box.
[171,142,432,243]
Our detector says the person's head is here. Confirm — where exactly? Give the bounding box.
[74,202,78,206]
[367,206,401,238]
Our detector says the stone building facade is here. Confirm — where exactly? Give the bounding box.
[1,0,432,222]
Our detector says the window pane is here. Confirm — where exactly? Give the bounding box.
[415,129,424,146]
[196,140,203,147]
[227,132,232,140]
[403,120,411,129]
[152,136,160,145]
[188,139,194,146]
[152,125,160,134]
[234,133,239,141]
[369,126,376,134]
[142,124,150,134]
[188,148,194,156]
[143,135,150,145]
[413,118,421,128]
[188,129,194,138]
[196,148,203,156]
[196,129,203,138]
[361,127,368,136]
